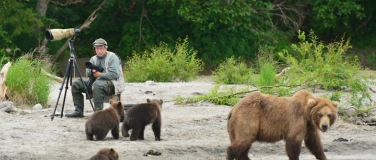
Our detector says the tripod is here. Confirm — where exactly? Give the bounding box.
[51,36,95,121]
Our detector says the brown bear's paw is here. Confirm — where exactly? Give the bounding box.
[122,131,130,137]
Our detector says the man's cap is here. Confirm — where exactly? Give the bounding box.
[93,38,107,46]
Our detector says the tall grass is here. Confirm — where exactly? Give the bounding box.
[258,62,276,86]
[5,54,52,107]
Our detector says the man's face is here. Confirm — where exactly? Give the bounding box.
[94,45,106,57]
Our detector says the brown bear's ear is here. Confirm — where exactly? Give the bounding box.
[117,101,122,107]
[307,99,317,108]
[332,101,339,109]
[160,99,163,104]
[110,148,115,153]
[109,99,113,104]
[147,98,151,103]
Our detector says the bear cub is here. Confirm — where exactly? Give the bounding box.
[85,100,125,140]
[121,98,163,141]
[89,147,119,160]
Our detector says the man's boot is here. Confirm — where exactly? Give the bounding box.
[66,89,84,118]
[65,106,84,118]
[94,103,103,112]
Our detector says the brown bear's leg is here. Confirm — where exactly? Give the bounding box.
[121,121,130,137]
[239,145,251,160]
[95,130,109,140]
[285,137,303,160]
[130,127,141,141]
[304,131,327,160]
[138,126,145,140]
[226,141,252,160]
[111,125,120,139]
[152,118,161,141]
[86,133,94,141]
[85,127,94,140]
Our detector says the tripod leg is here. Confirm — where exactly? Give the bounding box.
[72,59,95,112]
[51,59,72,121]
[60,59,73,118]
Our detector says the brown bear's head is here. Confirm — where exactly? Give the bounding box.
[307,98,338,132]
[109,99,125,118]
[146,98,163,109]
[96,147,119,160]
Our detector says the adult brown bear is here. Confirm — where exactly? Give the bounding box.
[89,147,119,160]
[121,98,163,141]
[226,90,338,160]
[85,100,125,140]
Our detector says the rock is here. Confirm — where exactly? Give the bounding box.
[0,101,17,113]
[32,104,43,110]
[333,137,349,142]
[145,80,155,86]
[0,101,14,110]
[144,150,162,156]
[363,116,376,123]
[369,116,376,122]
[355,120,366,125]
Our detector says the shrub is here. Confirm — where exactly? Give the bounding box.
[0,49,11,68]
[175,30,373,119]
[171,38,204,81]
[124,37,203,82]
[6,54,52,107]
[278,30,372,115]
[212,56,253,84]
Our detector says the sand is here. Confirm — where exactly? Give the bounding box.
[0,76,375,160]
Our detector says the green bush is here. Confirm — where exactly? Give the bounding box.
[278,30,371,114]
[174,30,373,118]
[124,37,203,82]
[171,38,204,81]
[6,55,52,107]
[330,91,343,102]
[212,56,253,84]
[0,49,11,68]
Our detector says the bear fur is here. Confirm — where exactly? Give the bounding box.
[89,147,119,160]
[85,100,125,140]
[226,90,338,160]
[121,98,163,141]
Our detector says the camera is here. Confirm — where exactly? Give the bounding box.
[45,28,81,41]
[85,62,104,72]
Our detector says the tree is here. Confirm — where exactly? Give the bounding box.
[0,0,41,51]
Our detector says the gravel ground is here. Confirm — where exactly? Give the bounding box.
[0,76,375,160]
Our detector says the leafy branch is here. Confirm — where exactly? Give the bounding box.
[51,0,107,60]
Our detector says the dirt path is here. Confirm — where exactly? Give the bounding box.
[0,76,375,160]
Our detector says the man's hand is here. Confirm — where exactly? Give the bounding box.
[92,69,101,77]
